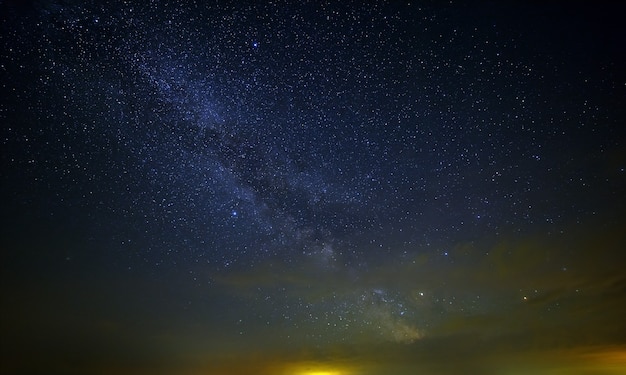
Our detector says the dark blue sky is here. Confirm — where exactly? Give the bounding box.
[1,1,625,374]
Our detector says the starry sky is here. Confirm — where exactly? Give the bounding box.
[1,1,626,374]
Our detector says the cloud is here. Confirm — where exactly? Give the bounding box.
[209,221,626,353]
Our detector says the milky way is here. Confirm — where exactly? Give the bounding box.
[1,1,625,374]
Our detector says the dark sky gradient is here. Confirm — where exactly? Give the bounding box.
[1,1,626,374]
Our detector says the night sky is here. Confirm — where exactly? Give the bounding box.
[1,1,626,374]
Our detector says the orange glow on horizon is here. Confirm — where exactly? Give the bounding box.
[279,361,353,375]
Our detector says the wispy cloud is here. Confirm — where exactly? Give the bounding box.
[213,222,626,348]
